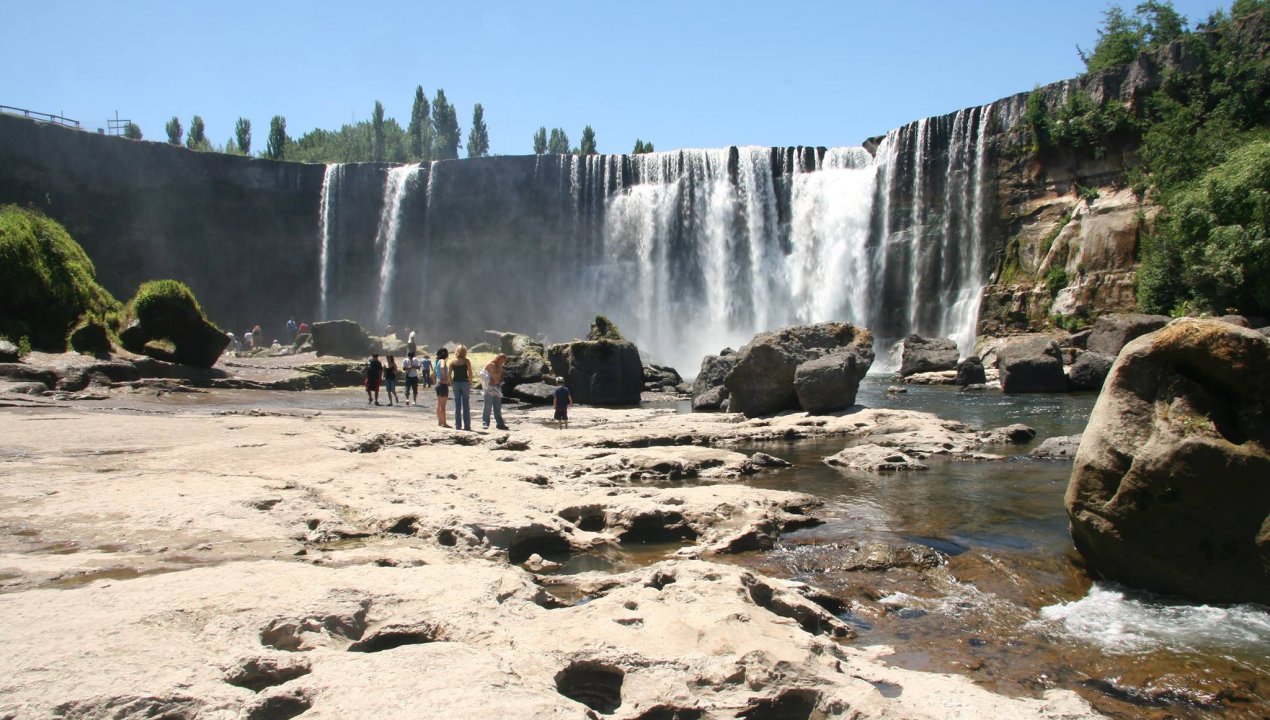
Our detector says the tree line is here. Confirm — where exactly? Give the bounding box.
[124,85,656,161]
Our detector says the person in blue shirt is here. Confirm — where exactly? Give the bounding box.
[552,376,572,428]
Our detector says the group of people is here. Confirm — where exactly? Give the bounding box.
[227,317,309,356]
[364,344,572,430]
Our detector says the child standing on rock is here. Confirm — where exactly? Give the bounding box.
[553,376,572,428]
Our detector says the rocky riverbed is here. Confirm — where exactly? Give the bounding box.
[0,364,1102,720]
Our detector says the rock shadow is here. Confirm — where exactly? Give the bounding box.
[555,660,625,715]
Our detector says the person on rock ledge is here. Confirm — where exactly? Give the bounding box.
[481,353,509,431]
[365,353,383,406]
[433,348,451,427]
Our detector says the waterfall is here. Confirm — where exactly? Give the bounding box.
[317,163,344,321]
[373,164,421,331]
[318,102,999,376]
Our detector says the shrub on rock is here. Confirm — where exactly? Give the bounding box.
[123,280,227,367]
[0,205,121,351]
[1066,318,1270,604]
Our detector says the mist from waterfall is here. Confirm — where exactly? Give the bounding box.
[317,163,344,321]
[373,165,422,329]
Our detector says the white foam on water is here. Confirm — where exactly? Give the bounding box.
[1038,583,1270,655]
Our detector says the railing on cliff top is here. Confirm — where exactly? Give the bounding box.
[0,105,80,129]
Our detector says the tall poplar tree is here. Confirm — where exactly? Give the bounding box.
[165,116,182,145]
[407,85,432,162]
[547,128,570,154]
[266,116,288,160]
[533,127,547,154]
[467,104,489,158]
[235,118,252,155]
[371,100,386,161]
[186,115,208,150]
[430,89,461,160]
[580,125,597,155]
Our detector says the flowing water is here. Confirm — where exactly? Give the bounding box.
[726,376,1270,719]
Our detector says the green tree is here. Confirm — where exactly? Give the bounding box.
[407,85,431,161]
[431,89,461,160]
[533,127,547,154]
[632,139,654,154]
[266,115,288,160]
[123,122,142,140]
[547,127,570,154]
[1079,6,1144,73]
[467,103,489,158]
[580,125,597,155]
[186,115,209,151]
[371,100,386,161]
[165,116,182,145]
[1136,0,1186,45]
[235,117,252,155]
[225,137,239,155]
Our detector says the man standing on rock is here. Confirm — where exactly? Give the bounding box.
[365,353,384,406]
[402,351,423,406]
[481,353,509,430]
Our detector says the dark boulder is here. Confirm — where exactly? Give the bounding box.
[1066,318,1270,604]
[1086,313,1169,357]
[311,320,372,359]
[547,339,643,406]
[1215,314,1251,328]
[955,356,986,387]
[1067,351,1114,391]
[122,280,228,368]
[505,381,557,405]
[794,352,867,414]
[898,334,958,376]
[691,352,737,412]
[723,322,874,417]
[643,363,683,392]
[502,352,551,390]
[491,330,545,358]
[997,336,1066,393]
[0,339,19,363]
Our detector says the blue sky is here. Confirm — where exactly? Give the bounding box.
[3,0,1232,156]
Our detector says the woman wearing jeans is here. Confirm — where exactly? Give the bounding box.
[448,345,473,431]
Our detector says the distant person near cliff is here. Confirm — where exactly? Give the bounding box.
[365,353,383,405]
[553,376,572,428]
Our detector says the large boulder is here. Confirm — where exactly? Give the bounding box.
[793,352,867,414]
[1086,313,1169,356]
[898,335,958,376]
[643,363,682,392]
[1066,318,1270,604]
[997,336,1066,393]
[121,280,227,368]
[311,320,372,359]
[723,323,873,417]
[546,340,643,406]
[0,339,19,363]
[691,351,737,411]
[955,356,986,387]
[1067,351,1114,391]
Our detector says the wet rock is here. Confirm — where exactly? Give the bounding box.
[793,351,868,414]
[997,336,1066,393]
[1086,313,1169,357]
[956,356,987,386]
[1031,434,1082,459]
[978,424,1037,444]
[310,320,372,359]
[724,322,873,417]
[886,386,907,394]
[959,383,987,392]
[899,334,958,376]
[746,452,791,470]
[0,363,57,388]
[1067,318,1270,604]
[1067,351,1114,391]
[825,444,928,472]
[690,385,728,412]
[294,360,365,388]
[837,541,945,571]
[902,370,958,385]
[642,363,682,392]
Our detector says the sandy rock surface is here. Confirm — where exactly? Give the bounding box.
[0,386,1100,719]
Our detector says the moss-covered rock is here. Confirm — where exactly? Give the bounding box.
[123,280,227,367]
[69,318,113,357]
[0,205,121,351]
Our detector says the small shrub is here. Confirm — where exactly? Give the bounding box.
[129,280,211,334]
[1046,265,1070,295]
[587,315,626,342]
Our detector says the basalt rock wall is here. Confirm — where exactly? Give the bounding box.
[0,113,326,340]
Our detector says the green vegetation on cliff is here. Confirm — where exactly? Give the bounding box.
[1027,1,1268,317]
[0,206,122,351]
[128,279,212,335]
